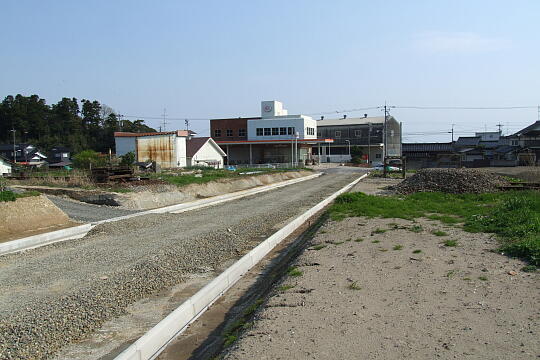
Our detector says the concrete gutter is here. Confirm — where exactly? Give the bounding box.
[114,173,368,360]
[0,173,321,256]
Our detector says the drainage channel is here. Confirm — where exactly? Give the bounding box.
[114,174,367,360]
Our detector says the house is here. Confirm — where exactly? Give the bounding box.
[210,101,331,166]
[0,155,12,176]
[315,114,402,163]
[402,142,458,169]
[49,146,71,164]
[114,130,225,169]
[0,144,47,166]
[186,137,226,168]
[511,120,540,165]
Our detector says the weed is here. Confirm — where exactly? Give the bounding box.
[379,248,388,252]
[393,245,403,250]
[348,281,362,290]
[372,228,387,234]
[521,265,537,273]
[313,244,326,250]
[443,239,458,247]
[409,225,423,233]
[446,270,455,278]
[371,240,380,244]
[432,230,448,237]
[354,238,364,242]
[478,276,488,281]
[243,299,264,316]
[463,277,471,281]
[330,191,540,266]
[319,230,327,234]
[277,284,295,292]
[412,249,422,254]
[223,334,237,347]
[346,238,352,242]
[332,241,345,245]
[287,267,303,277]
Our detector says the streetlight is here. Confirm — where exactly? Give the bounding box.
[345,140,351,161]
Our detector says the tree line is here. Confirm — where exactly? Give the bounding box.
[0,94,156,154]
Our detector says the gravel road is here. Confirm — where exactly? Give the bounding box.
[46,195,140,222]
[0,171,362,360]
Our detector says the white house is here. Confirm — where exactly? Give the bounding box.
[0,156,12,176]
[186,137,226,168]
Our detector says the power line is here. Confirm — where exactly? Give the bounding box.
[394,105,536,110]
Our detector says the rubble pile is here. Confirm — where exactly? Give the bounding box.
[395,168,509,194]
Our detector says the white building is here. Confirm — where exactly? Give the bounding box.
[0,156,12,176]
[114,131,225,168]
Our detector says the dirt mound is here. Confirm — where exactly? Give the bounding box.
[0,195,75,242]
[395,168,509,194]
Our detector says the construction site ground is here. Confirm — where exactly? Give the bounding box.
[0,168,365,360]
[223,177,539,360]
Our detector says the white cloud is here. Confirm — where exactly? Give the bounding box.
[414,32,510,53]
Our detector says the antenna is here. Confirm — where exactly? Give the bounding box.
[496,123,503,134]
[185,119,189,132]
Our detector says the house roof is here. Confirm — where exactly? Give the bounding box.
[495,145,517,154]
[455,136,481,147]
[514,120,540,136]
[402,142,454,152]
[187,137,227,157]
[51,146,71,152]
[478,141,500,149]
[316,116,386,127]
[114,130,196,138]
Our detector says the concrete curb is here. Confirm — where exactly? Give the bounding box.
[0,173,321,256]
[115,173,368,360]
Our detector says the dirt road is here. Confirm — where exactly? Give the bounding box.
[0,170,364,360]
[223,179,539,360]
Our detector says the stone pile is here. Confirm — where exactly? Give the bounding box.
[394,168,508,194]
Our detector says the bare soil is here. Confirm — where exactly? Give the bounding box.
[223,179,539,360]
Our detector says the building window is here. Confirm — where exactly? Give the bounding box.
[272,128,279,135]
[287,127,295,135]
[335,130,341,138]
[375,153,382,159]
[355,130,361,137]
[239,128,246,137]
[317,132,321,138]
[256,128,263,136]
[511,140,518,146]
[214,129,221,137]
[279,127,286,135]
[264,128,271,136]
[226,129,233,137]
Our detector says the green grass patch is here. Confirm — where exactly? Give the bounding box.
[312,244,326,250]
[243,299,264,316]
[277,284,295,292]
[409,225,423,233]
[443,239,458,247]
[478,276,488,281]
[371,240,380,243]
[330,191,540,266]
[446,270,455,278]
[354,238,364,242]
[412,249,422,254]
[393,245,403,250]
[372,228,387,234]
[348,281,362,290]
[287,267,303,277]
[432,230,449,237]
[0,190,41,202]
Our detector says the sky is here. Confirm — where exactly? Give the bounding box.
[1,0,539,142]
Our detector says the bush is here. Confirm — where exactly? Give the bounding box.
[0,190,17,202]
[73,150,107,169]
[119,151,135,167]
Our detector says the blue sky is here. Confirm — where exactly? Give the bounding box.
[1,0,539,141]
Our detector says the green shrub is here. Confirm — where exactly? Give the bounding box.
[0,190,17,202]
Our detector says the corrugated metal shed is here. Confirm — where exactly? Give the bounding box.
[136,135,175,167]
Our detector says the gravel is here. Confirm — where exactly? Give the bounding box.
[394,168,509,194]
[46,195,140,222]
[0,172,359,360]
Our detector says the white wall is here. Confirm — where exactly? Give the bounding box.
[247,116,316,141]
[191,142,224,168]
[0,161,11,175]
[115,137,136,157]
[175,137,187,167]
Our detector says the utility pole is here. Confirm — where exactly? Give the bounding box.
[496,123,504,135]
[383,102,387,159]
[185,119,189,132]
[11,129,16,164]
[368,122,372,165]
[448,124,455,142]
[162,108,168,131]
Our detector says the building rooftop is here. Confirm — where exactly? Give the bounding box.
[316,116,386,127]
[455,136,481,147]
[402,142,454,152]
[514,120,540,136]
[114,130,196,137]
